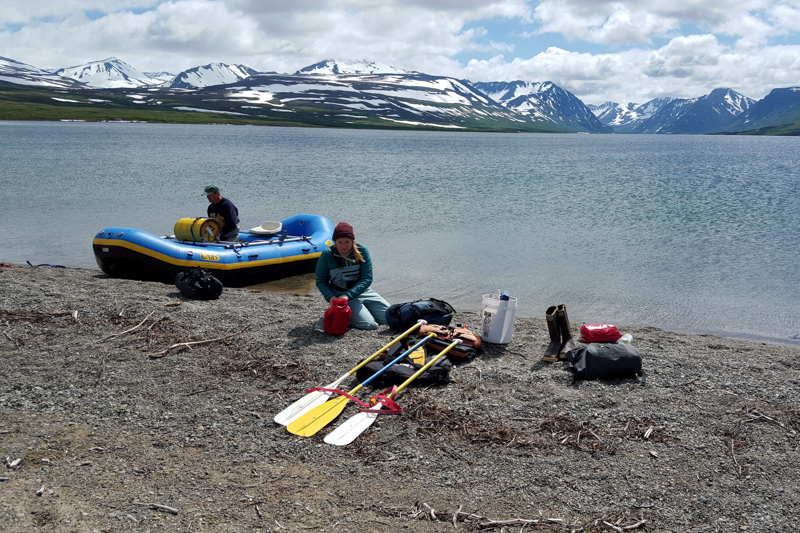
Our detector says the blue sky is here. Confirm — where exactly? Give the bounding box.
[2,0,799,105]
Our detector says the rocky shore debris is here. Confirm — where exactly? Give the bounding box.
[1,264,799,532]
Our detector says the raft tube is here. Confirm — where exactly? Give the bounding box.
[92,214,334,287]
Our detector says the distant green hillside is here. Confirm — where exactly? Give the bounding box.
[0,82,342,128]
[0,81,557,132]
[720,123,800,136]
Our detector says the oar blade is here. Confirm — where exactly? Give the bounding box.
[323,407,382,446]
[273,374,348,426]
[274,390,332,426]
[287,396,350,437]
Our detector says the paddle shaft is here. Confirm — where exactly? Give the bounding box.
[393,339,462,396]
[346,320,426,376]
[273,320,425,426]
[323,339,462,446]
[345,332,437,397]
[286,333,436,436]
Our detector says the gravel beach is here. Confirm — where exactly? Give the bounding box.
[1,264,798,532]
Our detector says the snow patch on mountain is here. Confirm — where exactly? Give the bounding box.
[169,63,260,89]
[472,80,611,132]
[0,56,83,88]
[144,71,176,85]
[296,59,408,75]
[54,58,161,88]
[589,98,676,131]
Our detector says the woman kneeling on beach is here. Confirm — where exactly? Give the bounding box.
[315,222,389,330]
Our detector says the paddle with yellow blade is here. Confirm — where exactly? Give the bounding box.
[287,333,437,437]
[274,320,427,426]
[324,339,462,446]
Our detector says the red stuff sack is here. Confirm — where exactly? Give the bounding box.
[324,298,351,335]
[580,324,622,343]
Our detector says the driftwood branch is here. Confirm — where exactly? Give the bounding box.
[746,410,797,434]
[381,502,563,530]
[102,311,155,341]
[148,326,250,359]
[132,502,178,515]
[48,310,79,320]
[0,310,78,321]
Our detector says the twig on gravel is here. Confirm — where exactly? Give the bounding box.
[584,423,604,442]
[132,502,178,515]
[730,437,741,474]
[379,502,563,530]
[0,309,78,321]
[147,316,166,330]
[147,326,249,359]
[102,311,155,341]
[441,446,473,464]
[603,521,625,532]
[746,410,796,434]
[570,511,648,532]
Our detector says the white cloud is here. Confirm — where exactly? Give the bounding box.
[533,1,680,44]
[0,1,798,105]
[531,0,798,44]
[463,33,800,105]
[1,1,159,25]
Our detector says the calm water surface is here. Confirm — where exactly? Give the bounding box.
[2,121,798,345]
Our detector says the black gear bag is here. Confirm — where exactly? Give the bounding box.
[174,267,223,300]
[356,337,452,388]
[385,298,456,331]
[565,343,643,379]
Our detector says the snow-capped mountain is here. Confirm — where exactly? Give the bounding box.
[589,98,674,132]
[1,54,794,134]
[198,70,542,130]
[145,71,176,85]
[472,81,611,132]
[0,56,84,88]
[635,88,755,134]
[169,63,261,89]
[716,87,800,134]
[296,59,409,75]
[54,57,162,88]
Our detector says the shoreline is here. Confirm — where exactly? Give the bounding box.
[10,262,799,348]
[2,265,799,532]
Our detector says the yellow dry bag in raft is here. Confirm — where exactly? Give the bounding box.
[174,218,221,242]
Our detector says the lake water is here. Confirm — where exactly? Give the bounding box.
[2,121,798,346]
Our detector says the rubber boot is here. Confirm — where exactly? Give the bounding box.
[542,305,560,362]
[556,304,576,359]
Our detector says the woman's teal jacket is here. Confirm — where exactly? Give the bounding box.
[315,243,374,302]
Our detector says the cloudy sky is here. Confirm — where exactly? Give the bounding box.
[2,0,799,105]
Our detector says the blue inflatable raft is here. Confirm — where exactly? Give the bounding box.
[92,214,334,286]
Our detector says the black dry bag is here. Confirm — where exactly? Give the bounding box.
[565,343,643,379]
[174,267,223,300]
[385,298,456,331]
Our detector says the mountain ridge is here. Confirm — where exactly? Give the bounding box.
[1,56,798,135]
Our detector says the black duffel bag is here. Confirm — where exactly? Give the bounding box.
[385,298,456,331]
[565,343,643,379]
[174,267,223,300]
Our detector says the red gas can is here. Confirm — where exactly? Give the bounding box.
[324,298,351,335]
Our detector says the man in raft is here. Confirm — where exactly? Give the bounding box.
[204,185,240,242]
